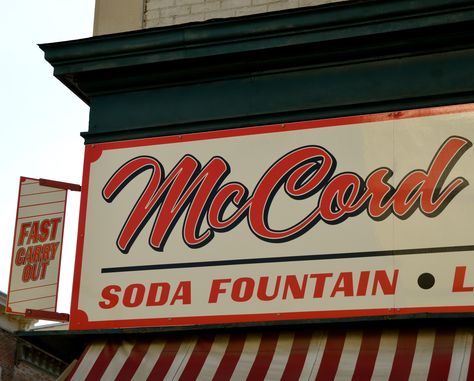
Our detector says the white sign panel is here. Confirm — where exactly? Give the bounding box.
[7,177,67,315]
[71,105,474,330]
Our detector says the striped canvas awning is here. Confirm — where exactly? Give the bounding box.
[65,327,474,380]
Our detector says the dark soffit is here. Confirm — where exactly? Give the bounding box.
[40,0,474,104]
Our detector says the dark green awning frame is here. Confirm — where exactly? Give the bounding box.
[40,0,474,144]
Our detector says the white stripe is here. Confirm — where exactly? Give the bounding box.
[19,192,66,207]
[334,330,363,381]
[167,337,197,381]
[371,329,399,381]
[307,331,328,380]
[72,329,474,381]
[448,329,473,381]
[265,332,294,380]
[230,333,262,381]
[20,183,61,195]
[21,180,39,185]
[196,335,230,381]
[17,202,65,218]
[131,341,166,381]
[100,341,135,380]
[409,329,436,381]
[70,342,106,381]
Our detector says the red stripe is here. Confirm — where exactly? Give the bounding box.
[246,332,279,381]
[178,336,214,380]
[146,339,181,381]
[19,200,65,209]
[115,341,151,381]
[21,181,40,186]
[85,342,120,381]
[10,282,57,292]
[280,331,312,381]
[212,334,246,381]
[352,329,382,381]
[18,211,64,219]
[65,344,93,381]
[315,330,346,381]
[388,329,417,381]
[427,329,455,380]
[21,190,65,196]
[8,294,55,304]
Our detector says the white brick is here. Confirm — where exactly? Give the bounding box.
[252,0,281,5]
[175,13,206,23]
[298,0,333,6]
[147,0,175,10]
[160,5,191,16]
[191,1,220,14]
[144,9,161,20]
[221,0,251,9]
[235,5,267,16]
[144,0,350,28]
[267,0,298,11]
[204,9,237,20]
[147,16,175,27]
[175,0,204,5]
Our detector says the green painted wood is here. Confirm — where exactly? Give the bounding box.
[17,314,474,362]
[83,48,474,142]
[40,0,474,143]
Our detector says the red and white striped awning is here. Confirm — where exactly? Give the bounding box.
[65,327,474,380]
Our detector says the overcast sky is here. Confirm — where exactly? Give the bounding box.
[1,2,95,314]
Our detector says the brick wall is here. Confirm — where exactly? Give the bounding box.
[0,330,16,381]
[144,0,347,28]
[0,329,61,381]
[11,362,55,381]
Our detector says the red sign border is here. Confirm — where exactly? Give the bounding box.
[70,103,474,330]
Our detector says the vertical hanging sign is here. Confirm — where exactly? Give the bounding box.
[6,177,80,316]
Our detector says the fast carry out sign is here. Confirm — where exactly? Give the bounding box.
[71,104,474,330]
[7,177,67,315]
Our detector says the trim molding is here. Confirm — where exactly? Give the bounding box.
[40,0,474,143]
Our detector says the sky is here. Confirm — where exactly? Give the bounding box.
[1,2,95,315]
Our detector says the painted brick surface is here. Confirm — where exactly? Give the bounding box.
[145,0,347,28]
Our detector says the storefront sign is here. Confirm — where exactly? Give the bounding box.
[7,177,67,315]
[71,104,474,330]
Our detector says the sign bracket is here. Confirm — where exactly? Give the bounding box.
[39,178,81,192]
[25,309,70,323]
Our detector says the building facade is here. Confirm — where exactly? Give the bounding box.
[93,0,348,34]
[29,0,474,379]
[0,292,66,381]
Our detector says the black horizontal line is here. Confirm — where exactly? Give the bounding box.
[101,244,474,274]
